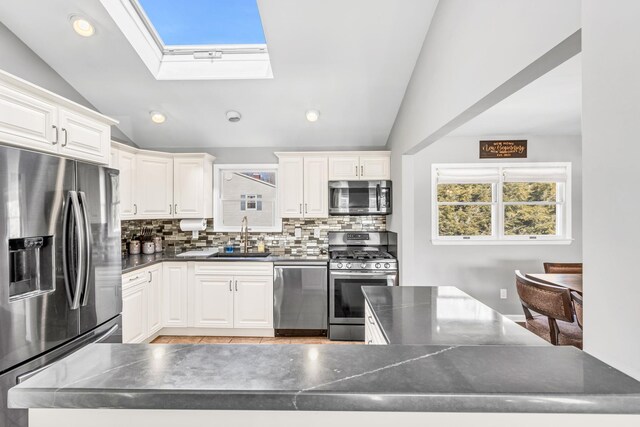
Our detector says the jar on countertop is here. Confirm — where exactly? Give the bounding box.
[129,239,141,255]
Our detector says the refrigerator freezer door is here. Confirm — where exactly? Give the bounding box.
[0,314,121,427]
[0,146,80,374]
[75,163,122,334]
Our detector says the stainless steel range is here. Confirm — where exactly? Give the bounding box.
[328,231,398,341]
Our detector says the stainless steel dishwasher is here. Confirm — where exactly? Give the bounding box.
[273,262,328,332]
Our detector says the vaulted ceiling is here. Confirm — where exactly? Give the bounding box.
[0,0,439,150]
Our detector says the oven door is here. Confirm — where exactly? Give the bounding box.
[329,271,397,325]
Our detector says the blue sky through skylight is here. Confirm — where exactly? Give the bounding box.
[138,0,266,46]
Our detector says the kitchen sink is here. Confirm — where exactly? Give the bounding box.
[210,252,271,258]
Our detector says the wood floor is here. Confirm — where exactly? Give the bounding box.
[151,336,363,345]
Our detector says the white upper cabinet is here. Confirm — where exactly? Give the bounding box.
[173,155,214,219]
[276,154,328,219]
[136,153,174,218]
[360,155,391,180]
[328,155,360,180]
[0,70,117,164]
[109,144,119,169]
[278,156,305,218]
[118,148,137,219]
[58,108,110,164]
[328,152,391,181]
[0,83,58,154]
[303,156,328,218]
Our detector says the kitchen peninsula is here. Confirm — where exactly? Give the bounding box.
[9,287,640,426]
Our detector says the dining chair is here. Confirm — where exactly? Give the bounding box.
[543,262,583,274]
[515,271,582,348]
[571,291,583,329]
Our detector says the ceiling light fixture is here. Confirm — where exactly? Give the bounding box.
[70,15,96,37]
[306,109,320,122]
[150,111,166,124]
[226,111,242,123]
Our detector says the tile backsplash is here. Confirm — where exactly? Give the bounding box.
[121,216,386,256]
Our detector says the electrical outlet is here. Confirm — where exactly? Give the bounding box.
[314,228,321,238]
[294,227,302,238]
[500,289,508,299]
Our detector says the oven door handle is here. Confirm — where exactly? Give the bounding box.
[331,271,397,278]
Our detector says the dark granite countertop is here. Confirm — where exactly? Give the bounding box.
[122,251,329,274]
[362,286,549,346]
[9,343,640,413]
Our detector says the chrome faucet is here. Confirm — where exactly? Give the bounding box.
[240,216,249,253]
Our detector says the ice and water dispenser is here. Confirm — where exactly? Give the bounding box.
[8,236,54,301]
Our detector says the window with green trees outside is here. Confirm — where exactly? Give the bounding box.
[432,163,571,244]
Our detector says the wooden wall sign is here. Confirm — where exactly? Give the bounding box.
[479,140,527,159]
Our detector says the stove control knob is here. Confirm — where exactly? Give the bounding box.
[384,263,390,269]
[375,263,381,269]
[346,263,352,269]
[337,263,343,269]
[361,263,367,269]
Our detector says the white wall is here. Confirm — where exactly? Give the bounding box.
[412,136,582,315]
[386,0,581,268]
[582,0,640,380]
[0,22,134,145]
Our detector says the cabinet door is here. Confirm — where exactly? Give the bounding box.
[173,157,205,218]
[147,265,163,336]
[278,156,304,218]
[122,284,147,343]
[303,156,328,218]
[233,275,273,329]
[360,155,390,180]
[59,108,110,164]
[136,154,174,218]
[193,275,234,328]
[163,263,189,327]
[118,150,137,219]
[0,83,58,154]
[328,156,360,180]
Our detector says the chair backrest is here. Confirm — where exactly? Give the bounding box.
[515,271,575,323]
[571,291,583,329]
[543,262,583,274]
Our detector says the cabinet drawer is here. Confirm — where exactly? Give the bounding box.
[122,269,149,290]
[193,262,273,276]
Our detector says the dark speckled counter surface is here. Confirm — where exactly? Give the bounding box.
[8,343,640,413]
[122,251,328,274]
[362,286,549,346]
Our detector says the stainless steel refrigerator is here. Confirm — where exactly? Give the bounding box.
[0,145,123,427]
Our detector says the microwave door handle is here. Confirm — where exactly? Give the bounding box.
[376,184,381,211]
[78,192,92,307]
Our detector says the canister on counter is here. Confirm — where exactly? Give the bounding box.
[153,236,163,253]
[129,239,141,255]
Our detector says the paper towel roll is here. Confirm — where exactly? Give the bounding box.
[180,219,207,238]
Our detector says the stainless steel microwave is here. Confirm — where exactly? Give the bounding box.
[328,180,392,215]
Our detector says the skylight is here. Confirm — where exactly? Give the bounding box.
[100,0,272,80]
[137,0,266,47]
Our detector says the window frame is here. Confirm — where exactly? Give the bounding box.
[100,0,273,81]
[213,164,282,233]
[431,162,572,245]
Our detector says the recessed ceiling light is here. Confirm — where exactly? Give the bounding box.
[306,110,320,122]
[150,111,166,124]
[70,15,95,37]
[226,111,242,123]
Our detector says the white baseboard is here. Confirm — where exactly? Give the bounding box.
[504,314,526,323]
[158,327,275,337]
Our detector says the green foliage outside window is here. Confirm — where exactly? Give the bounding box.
[503,182,556,202]
[438,205,492,236]
[437,184,492,203]
[504,205,556,235]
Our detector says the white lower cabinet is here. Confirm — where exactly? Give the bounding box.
[163,262,189,327]
[122,265,163,343]
[123,261,274,342]
[193,274,234,328]
[364,302,387,345]
[234,275,274,328]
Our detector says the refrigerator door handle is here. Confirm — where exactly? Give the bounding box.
[78,191,92,307]
[68,191,85,310]
[62,192,74,308]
